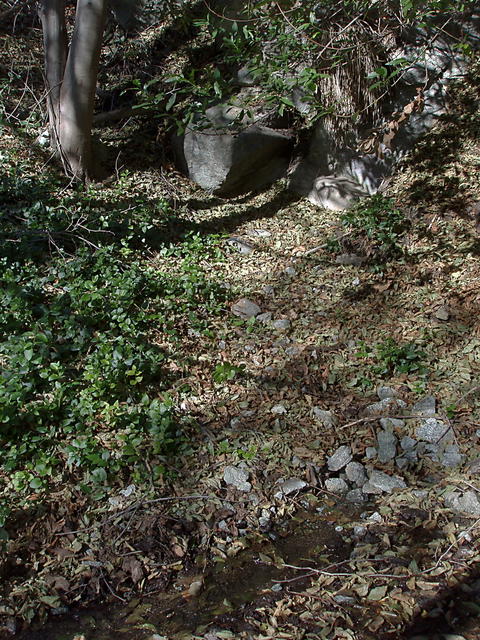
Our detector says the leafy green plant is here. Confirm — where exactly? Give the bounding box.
[374,338,427,376]
[340,195,410,261]
[212,362,244,384]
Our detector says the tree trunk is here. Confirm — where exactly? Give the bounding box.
[58,0,107,181]
[37,0,68,148]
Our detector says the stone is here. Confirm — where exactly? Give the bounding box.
[395,457,408,470]
[271,403,287,414]
[377,386,398,400]
[380,417,405,430]
[365,447,377,460]
[416,418,453,444]
[272,318,291,331]
[313,408,337,428]
[325,478,349,495]
[434,305,450,321]
[400,436,417,451]
[249,228,272,238]
[174,109,294,197]
[256,312,273,324]
[346,489,366,503]
[227,236,255,254]
[327,445,353,472]
[444,490,480,517]
[277,478,307,495]
[345,461,367,487]
[412,395,436,417]
[467,457,480,474]
[284,266,297,276]
[231,298,261,319]
[223,466,251,492]
[334,595,356,605]
[363,470,406,494]
[335,253,366,266]
[365,398,406,416]
[367,511,383,523]
[353,525,367,538]
[377,430,397,463]
[441,444,464,468]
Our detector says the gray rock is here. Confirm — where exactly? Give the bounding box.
[334,595,356,605]
[467,457,480,474]
[345,461,367,486]
[223,466,252,492]
[327,445,353,472]
[284,266,297,277]
[441,444,464,468]
[444,490,480,516]
[335,253,366,266]
[367,511,383,523]
[272,318,291,331]
[377,430,397,463]
[249,228,272,238]
[325,478,349,495]
[227,236,255,254]
[277,477,307,495]
[412,395,436,417]
[416,418,453,444]
[313,408,337,429]
[271,403,287,415]
[400,436,417,451]
[365,447,377,460]
[256,312,273,324]
[377,386,398,400]
[365,398,406,416]
[380,417,405,430]
[346,489,366,503]
[174,113,294,197]
[395,457,408,470]
[434,305,450,321]
[231,298,261,319]
[353,525,367,538]
[363,470,406,494]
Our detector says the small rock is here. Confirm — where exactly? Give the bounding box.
[367,511,383,523]
[365,398,406,416]
[249,228,271,238]
[313,408,337,428]
[272,318,291,331]
[271,583,283,592]
[380,417,405,430]
[259,516,271,528]
[441,444,464,468]
[377,430,397,463]
[256,312,273,324]
[335,253,366,266]
[346,489,366,503]
[395,456,408,470]
[231,298,261,318]
[284,266,297,277]
[325,478,349,495]
[467,457,480,474]
[327,445,353,472]
[353,525,367,538]
[444,490,480,516]
[223,466,251,492]
[271,403,287,415]
[363,470,406,494]
[345,461,367,486]
[412,395,436,417]
[334,595,356,605]
[434,305,450,321]
[227,236,255,254]
[277,477,307,495]
[263,285,274,295]
[400,436,417,450]
[416,418,453,444]
[365,447,377,460]
[377,386,398,400]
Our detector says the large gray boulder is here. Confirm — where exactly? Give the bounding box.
[173,103,293,197]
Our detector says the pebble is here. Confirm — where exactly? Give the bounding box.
[231,298,261,318]
[363,470,406,494]
[284,266,297,276]
[380,417,405,430]
[272,318,291,331]
[277,478,307,495]
[412,395,436,417]
[365,447,377,460]
[327,445,353,472]
[377,430,397,463]
[434,305,450,321]
[271,404,287,414]
[227,236,255,254]
[416,418,453,444]
[345,461,367,486]
[335,253,366,266]
[223,466,252,492]
[377,386,398,400]
[325,478,349,494]
[346,489,366,503]
[256,312,273,324]
[444,490,480,516]
[313,407,337,428]
[365,398,406,415]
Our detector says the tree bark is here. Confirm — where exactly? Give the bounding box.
[37,0,68,148]
[58,0,108,181]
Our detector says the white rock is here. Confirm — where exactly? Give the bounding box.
[271,403,287,415]
[325,478,349,494]
[277,477,307,495]
[231,298,261,318]
[313,408,337,428]
[223,466,251,492]
[327,445,353,472]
